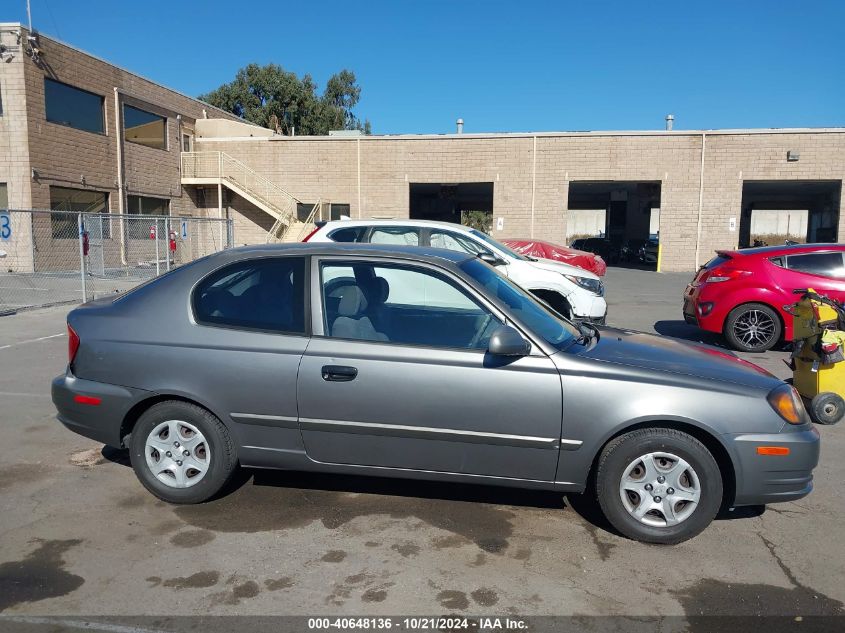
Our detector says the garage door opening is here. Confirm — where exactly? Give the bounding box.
[567,181,661,268]
[409,183,493,231]
[740,180,842,248]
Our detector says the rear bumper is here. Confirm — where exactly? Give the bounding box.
[728,425,820,506]
[52,370,150,447]
[683,284,725,334]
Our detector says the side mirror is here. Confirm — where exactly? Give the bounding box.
[478,252,507,267]
[487,325,531,356]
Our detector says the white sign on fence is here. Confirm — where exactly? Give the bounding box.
[181,219,188,240]
[0,212,11,241]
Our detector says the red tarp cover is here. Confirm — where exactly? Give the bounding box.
[502,239,607,277]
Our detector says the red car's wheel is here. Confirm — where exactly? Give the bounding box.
[723,303,782,352]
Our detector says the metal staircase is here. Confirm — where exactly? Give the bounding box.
[181,151,300,241]
[276,199,331,243]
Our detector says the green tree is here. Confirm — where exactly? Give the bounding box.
[461,210,493,233]
[200,63,371,135]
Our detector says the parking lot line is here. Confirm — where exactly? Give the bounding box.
[0,333,65,350]
[0,390,53,398]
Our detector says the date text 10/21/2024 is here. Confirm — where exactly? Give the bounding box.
[307,618,529,630]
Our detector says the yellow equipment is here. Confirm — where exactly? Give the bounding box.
[789,289,845,425]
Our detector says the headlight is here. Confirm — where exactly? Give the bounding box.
[767,384,807,425]
[563,274,604,296]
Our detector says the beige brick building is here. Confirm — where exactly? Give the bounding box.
[2,23,843,273]
[0,24,243,272]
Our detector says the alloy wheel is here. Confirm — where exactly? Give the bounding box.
[733,309,776,350]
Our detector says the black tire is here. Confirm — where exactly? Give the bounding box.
[595,427,723,545]
[129,401,237,504]
[724,303,782,352]
[810,392,845,425]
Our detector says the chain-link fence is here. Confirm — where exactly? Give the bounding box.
[0,209,234,315]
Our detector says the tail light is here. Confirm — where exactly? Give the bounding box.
[705,266,751,283]
[301,227,320,242]
[68,324,80,365]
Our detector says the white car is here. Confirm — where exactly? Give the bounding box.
[305,220,607,323]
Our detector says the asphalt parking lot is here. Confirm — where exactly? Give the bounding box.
[0,267,843,625]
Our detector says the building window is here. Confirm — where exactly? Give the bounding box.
[44,78,105,134]
[127,195,170,239]
[127,195,170,216]
[182,134,192,152]
[296,203,316,222]
[330,203,350,221]
[296,202,351,222]
[0,183,8,208]
[50,186,109,239]
[124,104,167,150]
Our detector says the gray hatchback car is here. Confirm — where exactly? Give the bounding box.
[52,243,820,544]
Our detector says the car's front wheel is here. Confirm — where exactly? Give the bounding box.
[595,428,723,544]
[129,401,237,504]
[724,303,782,352]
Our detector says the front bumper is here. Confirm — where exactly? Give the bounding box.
[727,425,820,506]
[571,294,608,323]
[52,370,150,447]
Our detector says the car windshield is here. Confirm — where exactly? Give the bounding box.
[460,258,580,350]
[468,229,529,261]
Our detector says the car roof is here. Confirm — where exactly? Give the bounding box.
[719,243,845,258]
[218,241,475,265]
[320,218,473,232]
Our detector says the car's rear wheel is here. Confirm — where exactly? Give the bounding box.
[129,401,237,504]
[724,303,782,352]
[595,428,723,544]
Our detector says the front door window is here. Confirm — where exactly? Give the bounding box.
[320,261,501,350]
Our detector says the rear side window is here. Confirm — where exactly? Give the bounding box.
[328,226,367,243]
[786,253,845,279]
[193,257,306,333]
[369,227,420,245]
[704,255,731,269]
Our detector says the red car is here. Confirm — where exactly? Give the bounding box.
[684,244,845,352]
[502,239,607,277]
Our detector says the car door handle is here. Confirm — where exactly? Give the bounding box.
[321,365,358,382]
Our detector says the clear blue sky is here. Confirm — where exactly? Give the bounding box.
[9,0,845,134]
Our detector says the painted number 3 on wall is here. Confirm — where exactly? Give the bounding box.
[0,213,11,241]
